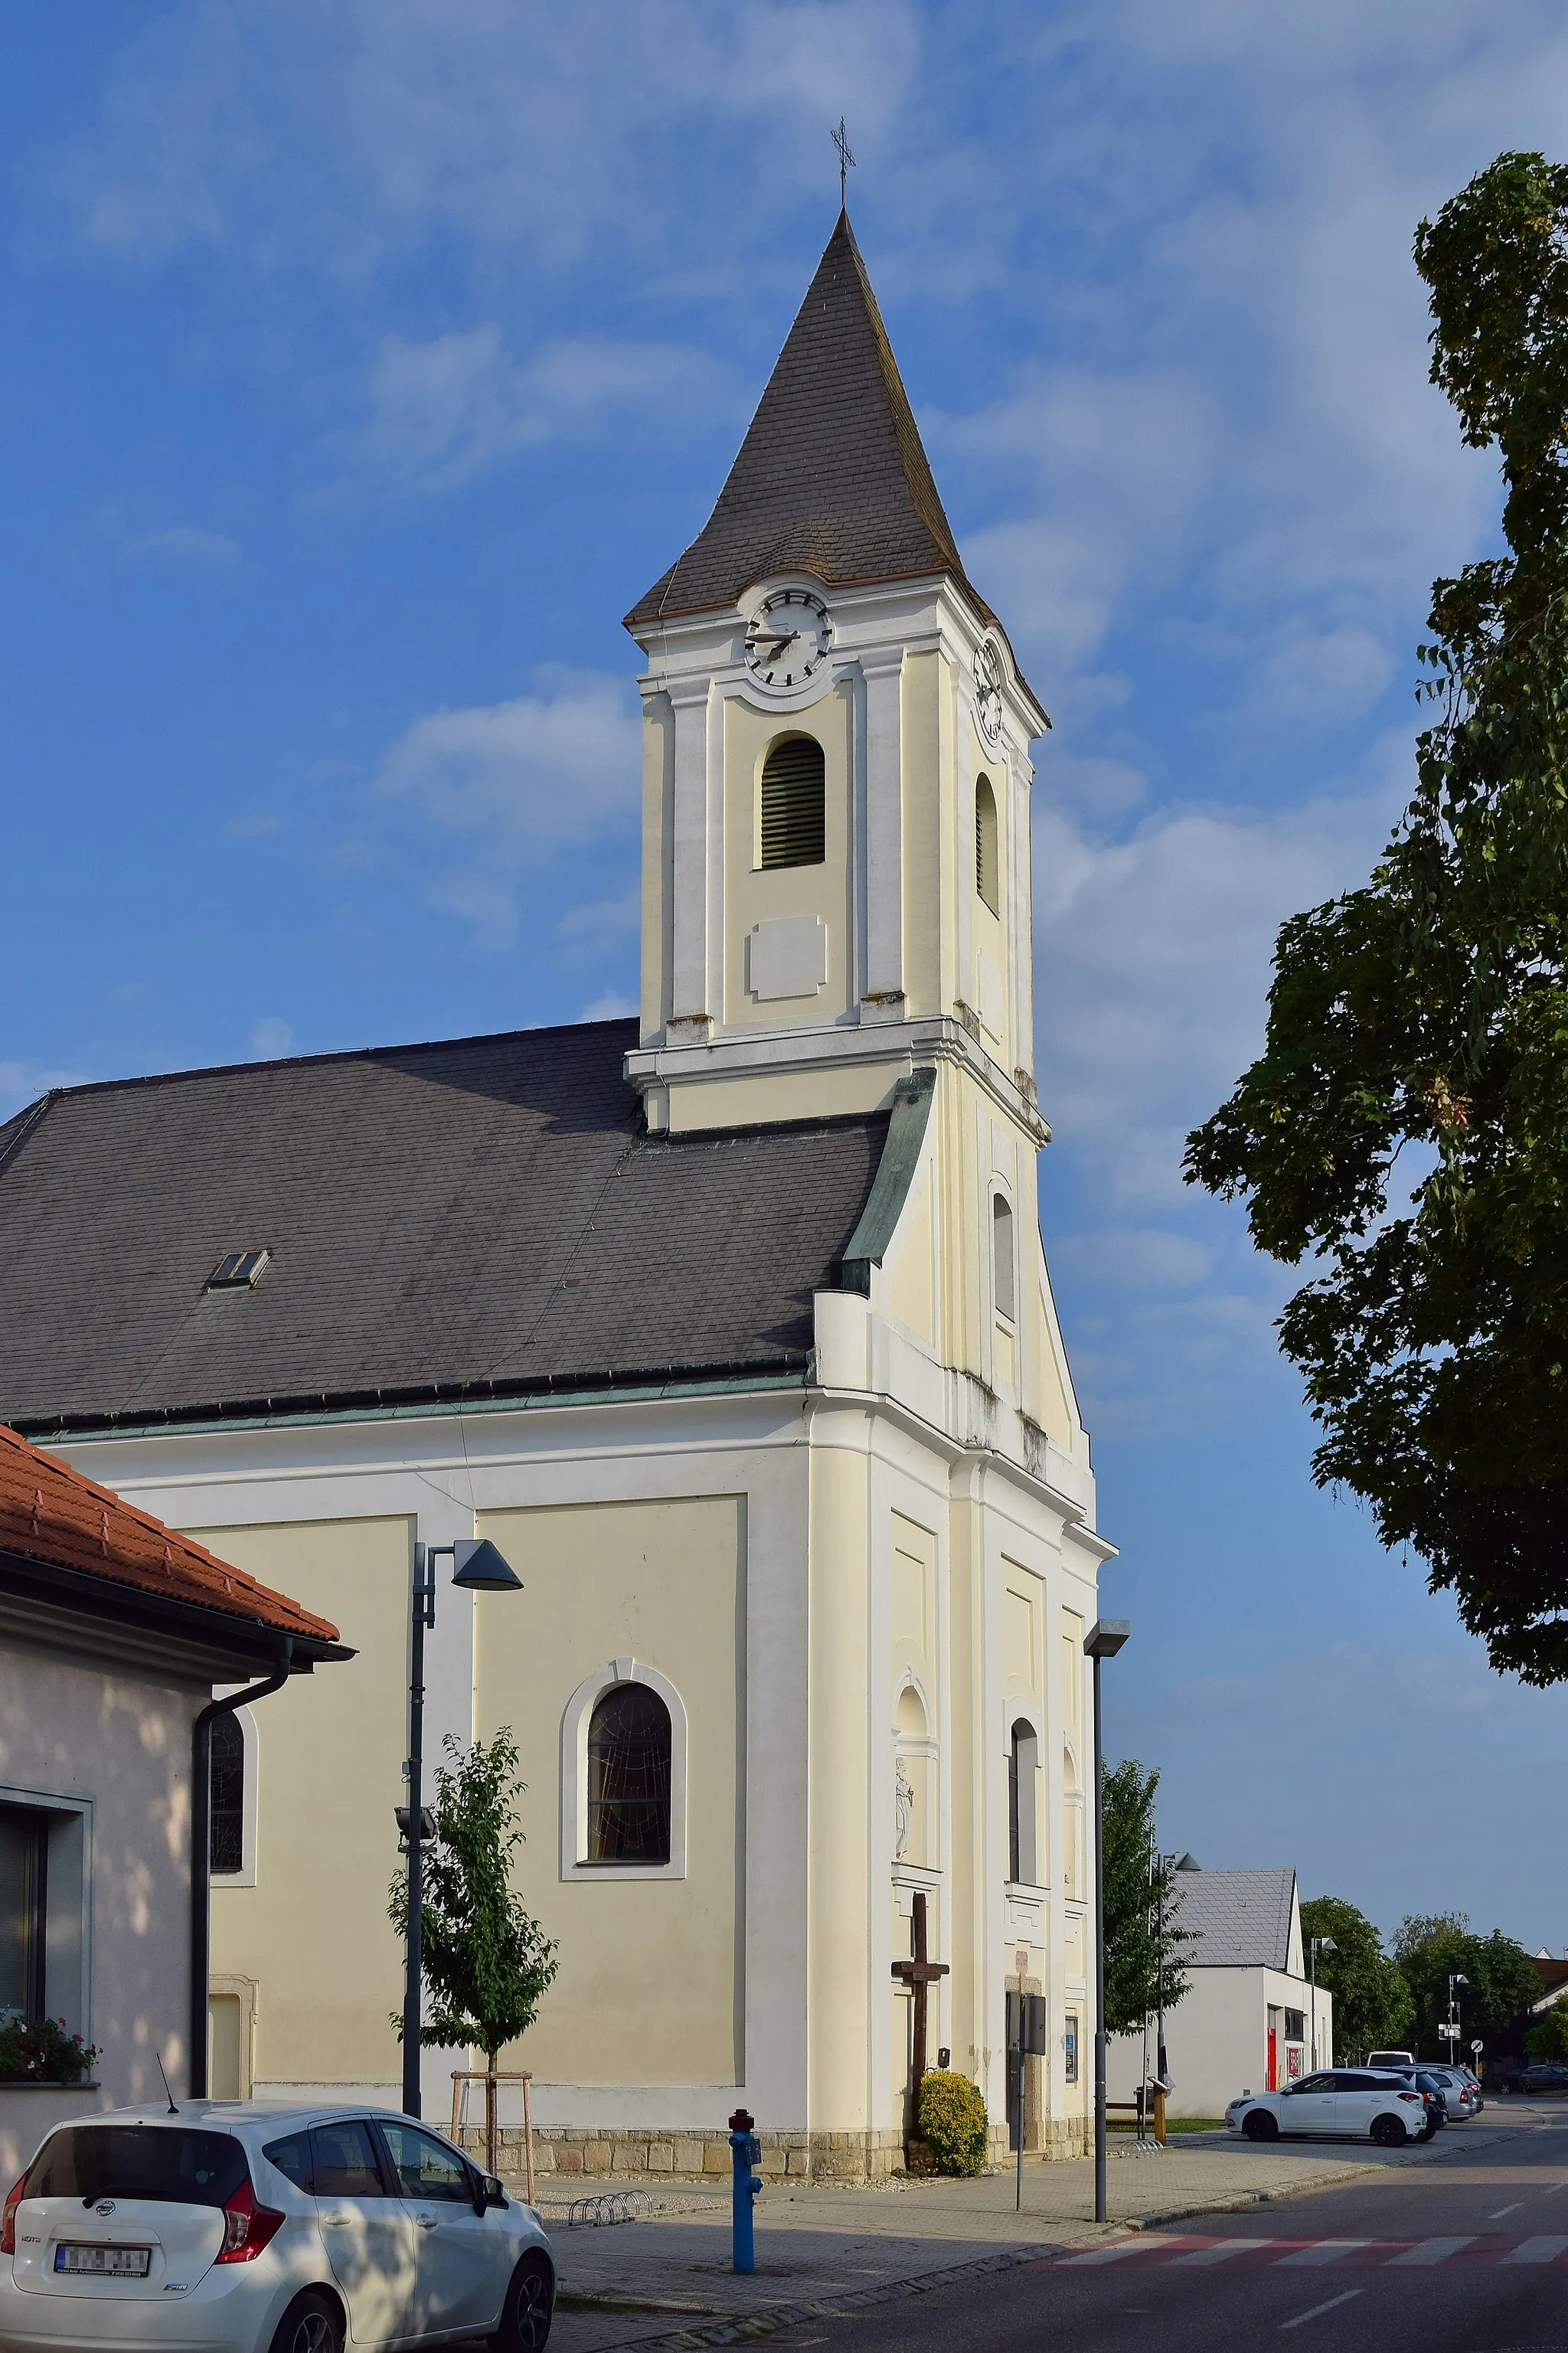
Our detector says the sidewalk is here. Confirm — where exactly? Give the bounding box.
[524,2117,1531,2352]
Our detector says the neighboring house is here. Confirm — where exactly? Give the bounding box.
[0,1422,348,2180]
[0,211,1111,2178]
[1108,1865,1334,2119]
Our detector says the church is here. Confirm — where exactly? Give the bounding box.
[0,212,1110,2178]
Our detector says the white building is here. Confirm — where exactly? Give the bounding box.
[1109,1866,1334,2120]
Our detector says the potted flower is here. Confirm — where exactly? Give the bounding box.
[0,2018,97,2085]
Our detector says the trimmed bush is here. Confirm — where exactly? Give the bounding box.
[917,2069,988,2175]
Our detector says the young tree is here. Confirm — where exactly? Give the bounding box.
[1102,1759,1194,2040]
[1391,1913,1538,2059]
[1524,2003,1568,2064]
[1298,1895,1414,2063]
[1184,152,1568,1683]
[389,1729,558,2173]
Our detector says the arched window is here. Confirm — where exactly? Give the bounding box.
[586,1682,672,1864]
[1008,1719,1038,1884]
[210,1713,245,1876]
[992,1193,1016,1323]
[760,735,826,869]
[975,774,999,914]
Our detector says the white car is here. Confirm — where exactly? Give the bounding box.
[0,2102,554,2353]
[1227,2069,1431,2147]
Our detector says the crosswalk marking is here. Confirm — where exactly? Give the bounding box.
[1502,2236,1568,2263]
[1386,2237,1475,2265]
[1171,2240,1276,2265]
[1058,2239,1161,2266]
[1276,2241,1370,2266]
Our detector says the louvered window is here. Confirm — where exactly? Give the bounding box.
[760,735,826,869]
[975,774,999,913]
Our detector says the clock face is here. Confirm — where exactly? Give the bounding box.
[975,641,1005,743]
[743,589,832,691]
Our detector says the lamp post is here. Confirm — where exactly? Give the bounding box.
[1444,1972,1468,2065]
[401,1536,523,2118]
[1084,1618,1130,2225]
[1309,1936,1336,2070]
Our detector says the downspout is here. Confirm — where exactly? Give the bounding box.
[189,1642,293,2097]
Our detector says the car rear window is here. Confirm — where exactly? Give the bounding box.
[28,2127,248,2208]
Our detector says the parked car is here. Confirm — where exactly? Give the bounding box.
[0,2103,555,2353]
[1501,2061,1568,2096]
[1367,2051,1416,2069]
[1381,2065,1472,2124]
[1227,2070,1432,2148]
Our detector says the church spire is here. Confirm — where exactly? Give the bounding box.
[626,211,992,632]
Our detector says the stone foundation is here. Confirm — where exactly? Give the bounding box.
[462,2116,1090,2183]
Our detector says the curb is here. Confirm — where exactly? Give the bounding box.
[561,2240,1069,2351]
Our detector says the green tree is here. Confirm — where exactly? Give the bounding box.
[1524,2003,1568,2063]
[1298,1896,1414,2063]
[389,1729,558,2164]
[1102,1759,1194,2038]
[1184,152,1568,1683]
[1391,1913,1537,2058]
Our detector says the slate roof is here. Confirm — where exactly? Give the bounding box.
[626,210,996,635]
[0,1420,341,1643]
[0,1018,888,1436]
[1174,1868,1299,1972]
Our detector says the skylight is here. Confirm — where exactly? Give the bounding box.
[207,1248,270,1291]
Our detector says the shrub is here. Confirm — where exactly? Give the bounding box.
[917,2070,988,2175]
[0,2017,96,2084]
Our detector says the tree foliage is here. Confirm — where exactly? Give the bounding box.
[388,1729,558,2064]
[1391,1913,1538,2057]
[1298,1895,1414,2064]
[1524,2002,1568,2063]
[1184,151,1568,1682]
[1102,1759,1195,2038]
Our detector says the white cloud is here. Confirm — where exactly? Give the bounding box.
[250,1017,292,1057]
[0,1059,89,1118]
[556,889,640,959]
[579,989,638,1023]
[372,672,639,946]
[337,328,733,496]
[123,524,241,567]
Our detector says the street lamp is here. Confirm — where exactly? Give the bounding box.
[1084,1618,1130,2225]
[1444,1972,1468,2062]
[400,1537,523,2117]
[1309,1936,1336,2070]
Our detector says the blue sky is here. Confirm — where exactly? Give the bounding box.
[4,1,1566,1953]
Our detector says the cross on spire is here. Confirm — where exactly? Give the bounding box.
[832,116,855,209]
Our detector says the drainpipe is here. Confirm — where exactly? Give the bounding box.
[189,1642,294,2098]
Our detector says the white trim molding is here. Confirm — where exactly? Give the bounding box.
[559,1657,689,1884]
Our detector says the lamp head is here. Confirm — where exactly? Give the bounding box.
[1084,1619,1131,1660]
[449,1538,523,1593]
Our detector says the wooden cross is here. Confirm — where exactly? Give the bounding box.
[891,1890,949,2112]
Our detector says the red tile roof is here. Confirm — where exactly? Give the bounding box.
[0,1421,339,1643]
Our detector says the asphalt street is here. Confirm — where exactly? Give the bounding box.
[760,2106,1568,2353]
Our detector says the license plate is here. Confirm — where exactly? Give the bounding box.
[54,2245,152,2277]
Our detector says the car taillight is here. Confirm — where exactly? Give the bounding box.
[1,2172,28,2257]
[214,2178,286,2263]
[1398,2092,1422,2103]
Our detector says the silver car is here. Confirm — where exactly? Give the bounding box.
[0,2101,555,2353]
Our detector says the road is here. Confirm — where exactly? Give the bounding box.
[761,2107,1568,2353]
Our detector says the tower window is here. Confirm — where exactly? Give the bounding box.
[760,735,826,869]
[586,1682,672,1863]
[975,775,1000,914]
[992,1193,1016,1322]
[209,1713,245,1876]
[1008,1720,1039,1885]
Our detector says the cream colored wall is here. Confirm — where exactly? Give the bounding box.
[475,1497,743,2090]
[192,1516,410,2087]
[722,687,854,1031]
[807,1443,871,2132]
[639,691,675,1044]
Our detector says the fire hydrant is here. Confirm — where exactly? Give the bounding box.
[728,2106,762,2273]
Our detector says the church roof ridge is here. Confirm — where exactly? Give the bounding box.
[626,209,998,639]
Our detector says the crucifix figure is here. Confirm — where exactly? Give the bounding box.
[891,1889,949,2131]
[832,116,855,210]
